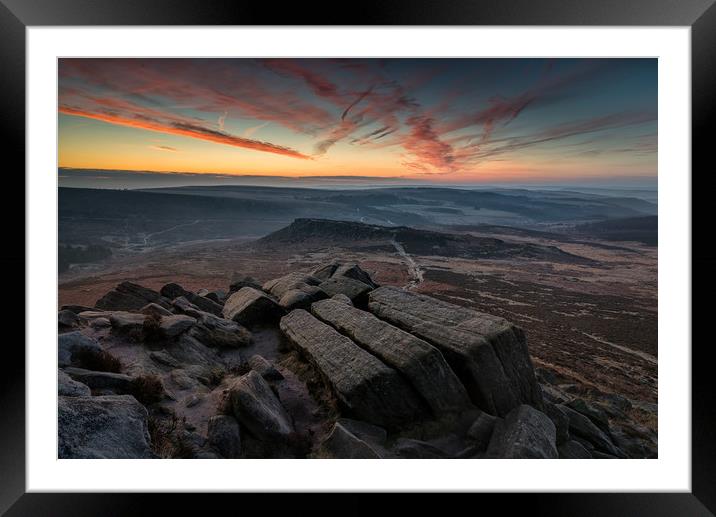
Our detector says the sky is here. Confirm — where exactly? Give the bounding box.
[58,58,657,184]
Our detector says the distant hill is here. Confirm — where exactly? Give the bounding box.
[576,216,657,246]
[258,218,592,263]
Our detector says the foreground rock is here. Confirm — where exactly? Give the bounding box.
[58,369,91,397]
[64,367,133,393]
[207,415,242,458]
[229,371,294,441]
[58,331,103,367]
[280,309,427,428]
[368,286,542,416]
[263,272,327,310]
[487,404,558,459]
[58,395,153,458]
[96,281,170,312]
[560,405,624,457]
[318,419,385,459]
[223,287,284,326]
[161,283,224,316]
[311,297,471,414]
[248,354,284,381]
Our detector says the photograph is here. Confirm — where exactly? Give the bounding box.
[56,57,659,460]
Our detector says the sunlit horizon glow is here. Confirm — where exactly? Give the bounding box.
[58,58,657,183]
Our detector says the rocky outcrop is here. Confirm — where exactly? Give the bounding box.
[311,296,471,415]
[248,354,284,381]
[560,405,625,458]
[58,331,103,367]
[161,283,224,316]
[318,420,385,459]
[487,404,558,459]
[368,286,542,417]
[207,415,242,458]
[58,395,153,459]
[223,287,284,326]
[228,371,293,441]
[280,309,427,428]
[58,369,91,397]
[96,281,170,312]
[64,367,133,393]
[263,272,327,310]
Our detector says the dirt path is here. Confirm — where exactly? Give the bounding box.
[391,238,423,290]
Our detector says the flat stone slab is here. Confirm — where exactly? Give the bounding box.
[311,297,471,415]
[368,286,542,416]
[279,309,427,428]
[58,395,153,458]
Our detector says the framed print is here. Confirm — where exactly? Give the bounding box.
[2,0,714,514]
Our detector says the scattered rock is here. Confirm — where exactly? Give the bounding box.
[60,304,95,314]
[229,370,294,441]
[319,276,373,302]
[543,402,570,445]
[487,405,558,459]
[189,314,252,348]
[223,287,284,326]
[58,331,103,367]
[58,369,91,397]
[318,420,384,458]
[368,286,543,417]
[311,297,471,414]
[560,405,624,458]
[205,289,227,304]
[161,283,224,316]
[149,350,181,368]
[566,398,611,436]
[312,262,378,288]
[558,439,593,459]
[228,274,262,294]
[159,314,196,338]
[248,354,284,381]
[166,334,225,371]
[140,303,173,317]
[393,438,448,459]
[58,310,80,329]
[280,309,427,428]
[64,367,133,393]
[90,317,111,329]
[466,411,499,450]
[96,281,170,312]
[207,415,242,458]
[109,311,146,334]
[58,395,153,458]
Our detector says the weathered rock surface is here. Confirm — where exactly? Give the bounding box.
[263,272,326,310]
[466,411,500,450]
[560,405,625,458]
[205,289,228,304]
[58,369,91,397]
[58,310,80,329]
[58,395,153,459]
[161,283,224,316]
[566,398,611,435]
[58,331,103,367]
[207,415,242,458]
[543,402,570,445]
[229,274,262,294]
[312,262,378,288]
[166,334,225,371]
[109,311,146,334]
[558,439,593,459]
[158,314,196,338]
[319,276,373,302]
[248,354,284,381]
[140,303,173,317]
[280,309,427,428]
[223,287,284,326]
[318,420,384,458]
[96,281,170,312]
[368,286,542,417]
[311,297,471,414]
[487,405,558,459]
[188,312,252,348]
[64,367,133,393]
[393,438,448,459]
[229,370,294,441]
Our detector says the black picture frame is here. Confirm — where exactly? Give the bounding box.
[2,1,714,514]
